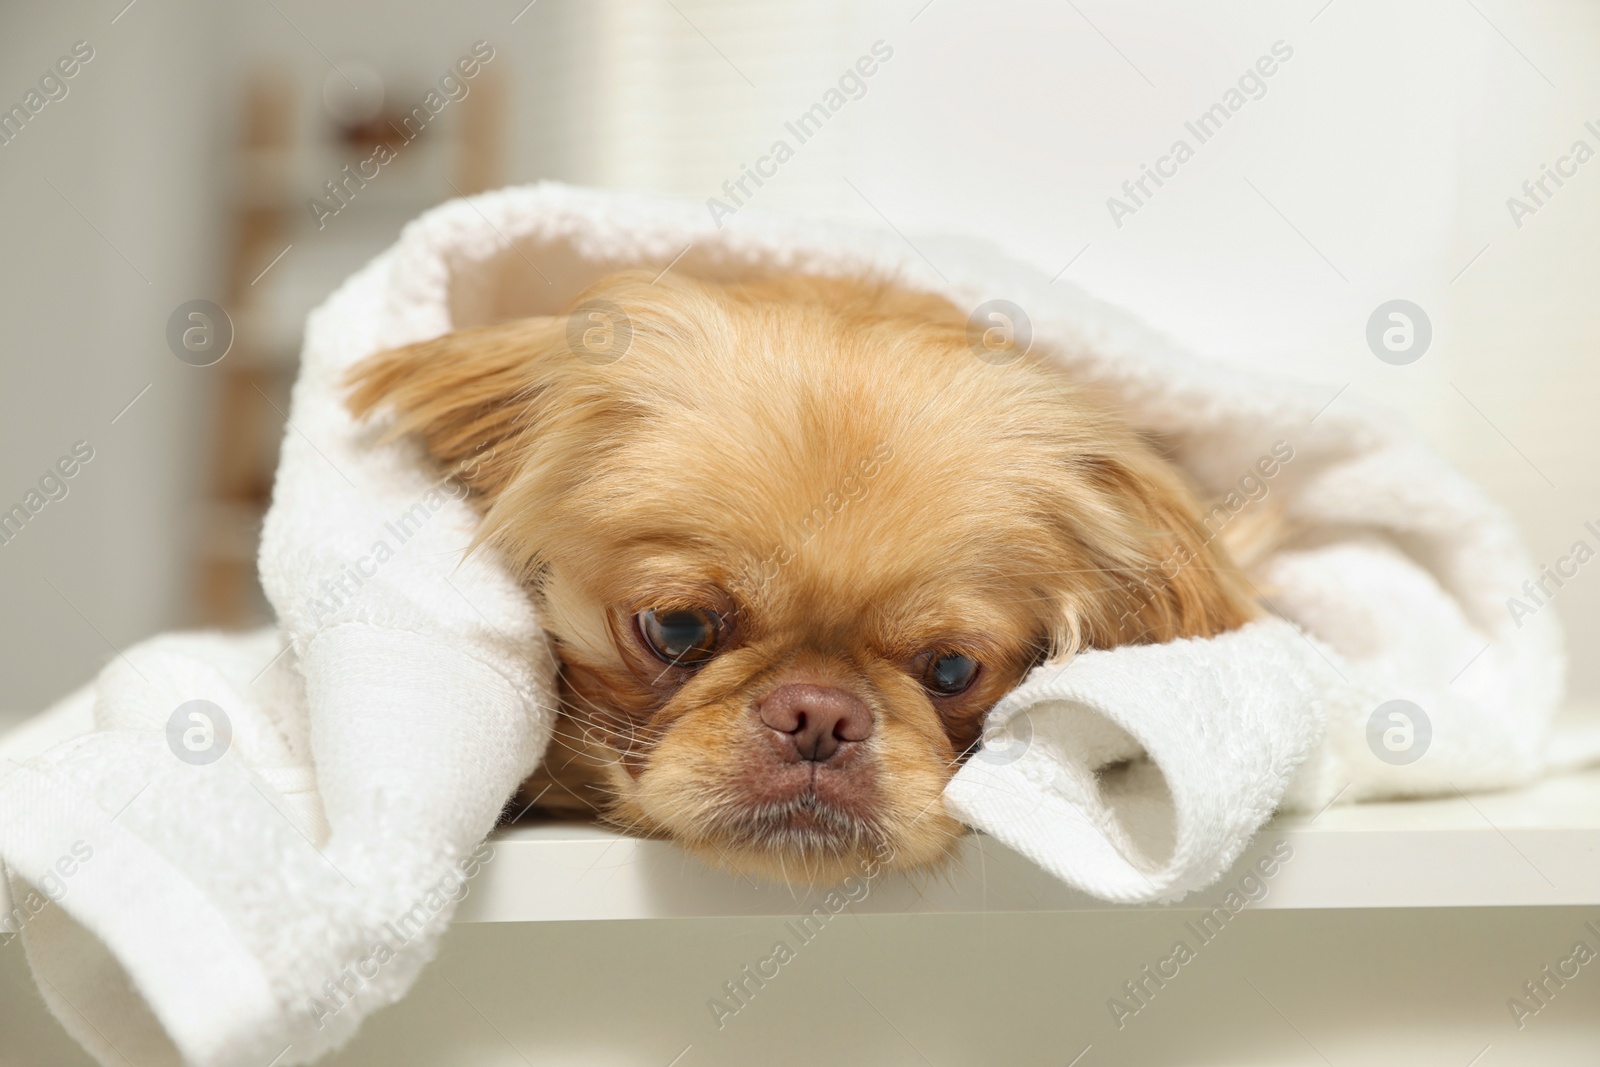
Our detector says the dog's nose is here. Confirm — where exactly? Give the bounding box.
[756,683,873,762]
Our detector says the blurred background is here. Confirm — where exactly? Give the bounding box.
[0,0,1595,726]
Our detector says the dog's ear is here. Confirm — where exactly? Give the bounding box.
[345,317,566,501]
[1056,445,1260,652]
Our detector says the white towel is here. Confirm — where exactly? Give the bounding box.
[0,182,1564,1065]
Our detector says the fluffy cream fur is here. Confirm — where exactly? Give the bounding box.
[347,270,1257,882]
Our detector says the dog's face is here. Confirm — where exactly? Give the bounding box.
[349,270,1255,881]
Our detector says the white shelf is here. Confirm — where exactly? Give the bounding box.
[458,767,1600,922]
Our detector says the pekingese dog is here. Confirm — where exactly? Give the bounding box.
[347,270,1258,882]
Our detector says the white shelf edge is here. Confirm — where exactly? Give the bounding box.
[456,769,1600,922]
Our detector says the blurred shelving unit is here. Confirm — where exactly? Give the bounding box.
[191,60,507,627]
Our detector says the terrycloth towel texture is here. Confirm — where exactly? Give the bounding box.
[0,182,1564,1065]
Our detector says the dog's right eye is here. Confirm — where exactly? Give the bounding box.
[636,608,723,666]
[920,651,980,696]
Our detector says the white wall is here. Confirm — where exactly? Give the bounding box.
[0,0,225,716]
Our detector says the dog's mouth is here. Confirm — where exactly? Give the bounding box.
[685,752,890,861]
[718,787,881,857]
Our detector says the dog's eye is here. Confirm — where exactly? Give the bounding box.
[636,608,723,666]
[921,652,979,696]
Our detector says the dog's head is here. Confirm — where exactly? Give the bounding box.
[348,270,1255,881]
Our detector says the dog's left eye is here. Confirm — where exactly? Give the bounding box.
[921,652,979,696]
[636,608,724,666]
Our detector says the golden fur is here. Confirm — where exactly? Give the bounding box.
[346,270,1258,882]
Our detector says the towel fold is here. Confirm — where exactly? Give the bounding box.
[0,182,1563,1064]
